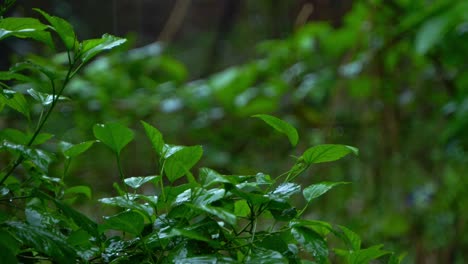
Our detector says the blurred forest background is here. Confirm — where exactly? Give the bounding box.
[2,0,468,263]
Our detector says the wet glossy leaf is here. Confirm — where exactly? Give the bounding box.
[34,8,77,50]
[253,114,298,146]
[27,88,68,106]
[292,226,328,263]
[1,141,52,172]
[141,121,164,156]
[0,89,29,119]
[35,191,99,238]
[177,256,237,263]
[193,204,236,225]
[124,175,160,189]
[267,182,301,202]
[0,186,9,197]
[246,248,288,264]
[5,221,77,264]
[0,17,53,47]
[200,167,234,187]
[101,211,144,235]
[302,144,358,164]
[79,34,126,63]
[93,122,134,155]
[303,181,349,202]
[99,195,153,219]
[415,15,451,55]
[64,185,92,199]
[62,140,96,158]
[164,145,203,182]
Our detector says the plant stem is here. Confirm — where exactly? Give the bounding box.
[115,153,129,199]
[0,60,78,185]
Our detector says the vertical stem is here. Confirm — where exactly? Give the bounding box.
[115,153,129,199]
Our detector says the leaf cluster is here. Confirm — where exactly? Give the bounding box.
[0,7,402,264]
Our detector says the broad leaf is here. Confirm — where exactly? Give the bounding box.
[62,140,96,158]
[34,9,77,50]
[27,88,68,106]
[302,144,358,164]
[93,123,134,155]
[199,167,234,187]
[267,182,301,202]
[338,244,391,263]
[336,225,361,251]
[5,221,77,264]
[1,141,52,172]
[99,195,153,219]
[291,226,329,263]
[101,211,144,235]
[64,185,92,199]
[164,145,203,182]
[253,114,299,146]
[303,181,349,202]
[0,89,29,119]
[124,175,160,189]
[79,34,127,63]
[415,14,451,55]
[246,248,288,264]
[34,191,99,239]
[0,230,19,264]
[141,121,164,156]
[0,17,53,47]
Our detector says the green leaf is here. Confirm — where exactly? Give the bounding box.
[415,15,451,55]
[0,89,29,119]
[34,8,77,50]
[253,114,299,146]
[302,144,358,164]
[339,244,391,264]
[0,128,28,144]
[1,141,52,172]
[192,204,236,225]
[336,225,361,251]
[0,17,54,47]
[200,167,235,187]
[164,145,203,182]
[124,175,160,189]
[291,226,329,263]
[27,88,69,106]
[34,190,100,239]
[267,182,301,202]
[79,34,127,63]
[31,133,54,145]
[99,195,153,219]
[246,248,288,264]
[141,121,164,156]
[0,186,9,197]
[62,140,96,158]
[93,123,134,155]
[0,230,19,264]
[101,211,144,235]
[64,185,92,199]
[303,182,349,202]
[234,200,250,217]
[5,221,77,264]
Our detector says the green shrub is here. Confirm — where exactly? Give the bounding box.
[0,5,402,263]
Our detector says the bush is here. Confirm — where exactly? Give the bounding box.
[0,5,402,264]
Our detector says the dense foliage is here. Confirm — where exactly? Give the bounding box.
[0,4,403,264]
[1,0,468,263]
